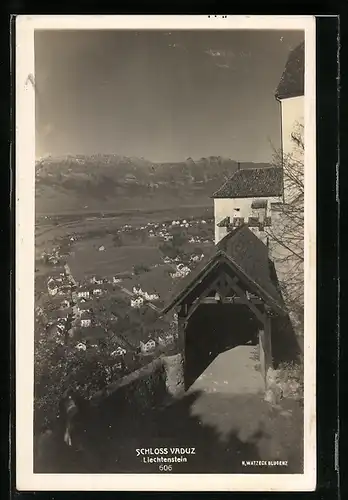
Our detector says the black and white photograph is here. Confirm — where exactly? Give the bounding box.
[15,15,316,491]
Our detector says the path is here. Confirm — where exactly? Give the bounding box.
[178,345,303,470]
[188,345,264,396]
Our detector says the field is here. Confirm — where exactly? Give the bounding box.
[127,264,177,305]
[68,236,163,282]
[35,205,213,257]
[35,205,215,352]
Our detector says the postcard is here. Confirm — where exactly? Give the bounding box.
[15,14,316,491]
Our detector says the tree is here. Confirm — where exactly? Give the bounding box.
[266,122,304,332]
[34,329,126,432]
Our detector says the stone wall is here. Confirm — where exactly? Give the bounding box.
[93,353,185,411]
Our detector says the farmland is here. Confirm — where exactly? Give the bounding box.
[35,206,215,353]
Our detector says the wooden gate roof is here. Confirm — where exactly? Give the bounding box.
[161,225,286,316]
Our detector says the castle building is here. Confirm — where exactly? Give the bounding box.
[275,41,304,177]
[212,166,283,245]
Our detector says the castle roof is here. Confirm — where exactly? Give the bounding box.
[275,42,304,100]
[212,167,283,199]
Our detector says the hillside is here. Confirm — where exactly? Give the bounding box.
[35,154,270,215]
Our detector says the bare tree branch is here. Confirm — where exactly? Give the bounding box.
[268,122,304,331]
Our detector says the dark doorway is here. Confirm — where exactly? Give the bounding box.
[184,303,260,390]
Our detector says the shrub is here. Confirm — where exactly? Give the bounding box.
[34,333,125,432]
[276,359,304,405]
[112,233,123,247]
[133,263,150,275]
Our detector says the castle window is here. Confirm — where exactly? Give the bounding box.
[248,216,259,227]
[251,199,267,222]
[232,217,244,227]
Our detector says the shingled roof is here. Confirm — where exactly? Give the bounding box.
[275,42,304,100]
[212,166,283,199]
[161,225,286,316]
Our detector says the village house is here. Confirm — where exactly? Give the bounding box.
[111,346,127,357]
[80,318,92,327]
[57,284,71,296]
[75,342,87,351]
[76,297,93,310]
[56,322,65,335]
[47,282,58,296]
[130,297,144,308]
[139,338,156,354]
[78,311,92,328]
[77,287,90,299]
[133,286,160,302]
[157,332,175,347]
[76,301,94,315]
[170,264,191,279]
[60,299,71,309]
[89,276,103,285]
[143,291,160,302]
[110,312,118,322]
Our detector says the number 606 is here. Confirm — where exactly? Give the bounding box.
[159,465,172,472]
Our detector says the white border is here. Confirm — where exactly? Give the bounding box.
[15,15,316,492]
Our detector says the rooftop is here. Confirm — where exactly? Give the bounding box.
[161,225,286,316]
[251,199,268,209]
[275,42,304,100]
[212,167,283,199]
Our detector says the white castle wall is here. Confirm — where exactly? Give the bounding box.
[214,196,282,244]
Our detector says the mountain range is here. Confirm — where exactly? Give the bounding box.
[35,154,270,215]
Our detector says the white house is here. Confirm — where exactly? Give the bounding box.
[90,276,103,285]
[130,297,144,308]
[47,278,58,296]
[80,318,92,328]
[143,291,160,302]
[111,346,127,357]
[139,338,156,354]
[77,288,90,299]
[75,342,87,351]
[48,285,58,296]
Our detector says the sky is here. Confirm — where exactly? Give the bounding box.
[35,29,304,163]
